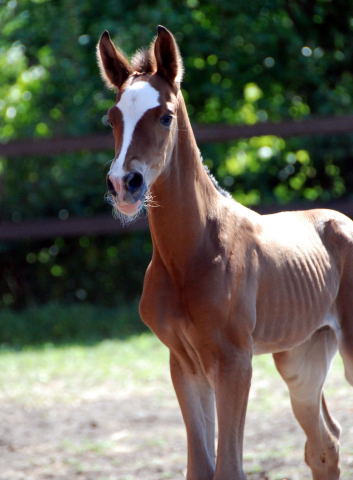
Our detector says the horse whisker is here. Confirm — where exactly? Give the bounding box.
[144,191,160,209]
[104,191,144,225]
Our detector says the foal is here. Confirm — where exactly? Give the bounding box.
[97,26,353,480]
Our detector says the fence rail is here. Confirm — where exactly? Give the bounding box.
[1,114,353,157]
[1,199,353,241]
[1,114,353,241]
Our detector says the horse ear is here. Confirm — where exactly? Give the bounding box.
[154,25,183,85]
[97,31,132,90]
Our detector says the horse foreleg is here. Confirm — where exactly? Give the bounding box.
[213,347,252,480]
[170,352,215,480]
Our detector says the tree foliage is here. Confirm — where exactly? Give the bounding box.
[1,0,353,308]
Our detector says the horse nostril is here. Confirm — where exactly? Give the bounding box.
[124,171,144,194]
[106,176,117,196]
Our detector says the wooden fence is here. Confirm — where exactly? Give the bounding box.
[1,114,353,241]
[1,114,353,157]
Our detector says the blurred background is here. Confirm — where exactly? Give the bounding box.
[1,0,353,345]
[2,3,353,479]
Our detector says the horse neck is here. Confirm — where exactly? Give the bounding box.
[148,93,220,276]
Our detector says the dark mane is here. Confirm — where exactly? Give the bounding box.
[201,156,231,198]
[131,48,156,74]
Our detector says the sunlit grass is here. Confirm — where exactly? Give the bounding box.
[0,333,345,408]
[0,334,169,405]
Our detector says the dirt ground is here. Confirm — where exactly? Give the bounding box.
[0,356,352,480]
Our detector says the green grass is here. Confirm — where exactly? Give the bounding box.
[0,329,344,407]
[0,301,145,347]
[0,301,346,394]
[0,298,346,409]
[0,333,169,404]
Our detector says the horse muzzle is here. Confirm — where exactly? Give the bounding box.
[107,171,147,216]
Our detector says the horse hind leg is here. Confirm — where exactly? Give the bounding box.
[273,326,340,480]
[339,338,353,387]
[336,265,353,387]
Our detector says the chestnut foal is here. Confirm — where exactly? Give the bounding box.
[97,26,353,480]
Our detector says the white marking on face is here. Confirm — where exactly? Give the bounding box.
[166,101,174,112]
[109,81,160,178]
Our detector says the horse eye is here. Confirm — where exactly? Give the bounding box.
[160,113,173,127]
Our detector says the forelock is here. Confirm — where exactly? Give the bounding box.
[131,48,156,74]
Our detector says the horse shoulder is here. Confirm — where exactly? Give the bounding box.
[139,253,186,345]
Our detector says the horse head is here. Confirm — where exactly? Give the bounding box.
[97,26,183,220]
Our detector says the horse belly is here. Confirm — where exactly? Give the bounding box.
[252,245,340,355]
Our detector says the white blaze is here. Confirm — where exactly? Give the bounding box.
[109,81,160,178]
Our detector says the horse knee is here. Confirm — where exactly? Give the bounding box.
[305,437,340,480]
